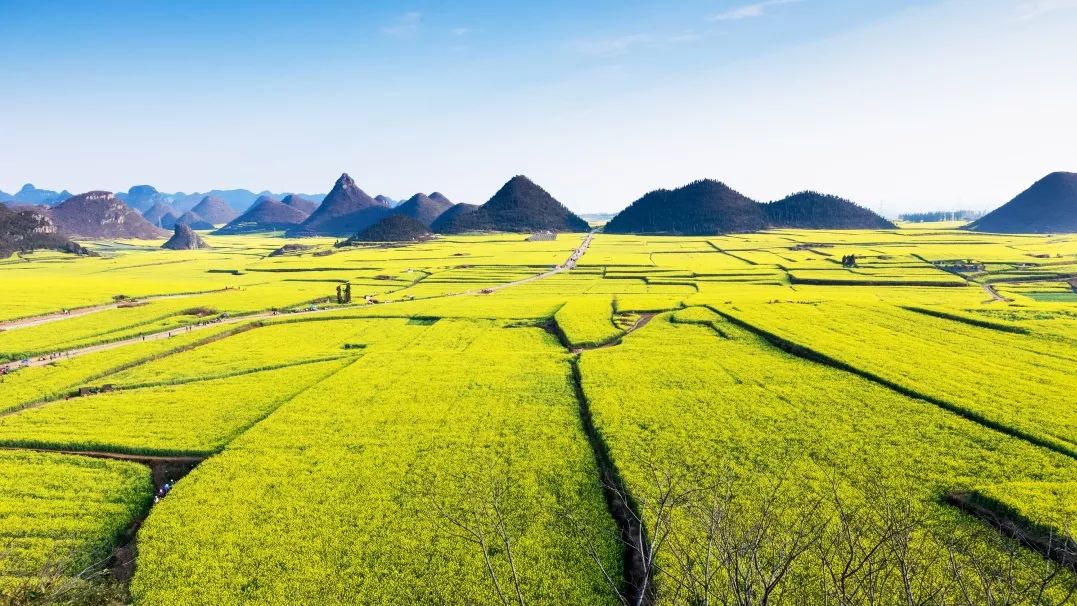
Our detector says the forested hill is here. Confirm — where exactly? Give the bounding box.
[429,203,479,232]
[967,172,1077,233]
[345,214,433,243]
[392,194,454,227]
[434,175,589,233]
[603,180,767,235]
[604,180,893,234]
[765,191,896,229]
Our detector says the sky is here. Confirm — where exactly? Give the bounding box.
[1,0,1076,215]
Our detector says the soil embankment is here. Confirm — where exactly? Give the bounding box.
[569,355,655,604]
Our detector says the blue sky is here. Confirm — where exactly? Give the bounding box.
[1,0,1076,213]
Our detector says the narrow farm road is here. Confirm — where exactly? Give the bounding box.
[0,445,203,465]
[15,309,302,369]
[981,283,1008,303]
[0,290,228,331]
[10,233,597,369]
[486,231,594,293]
[572,312,657,353]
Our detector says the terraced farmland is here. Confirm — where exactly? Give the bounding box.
[0,226,1074,604]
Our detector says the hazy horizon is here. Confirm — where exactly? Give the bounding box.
[2,0,1076,214]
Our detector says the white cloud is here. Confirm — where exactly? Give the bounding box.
[450,27,471,37]
[569,31,702,58]
[669,31,703,43]
[570,34,654,58]
[381,12,423,38]
[709,0,803,22]
[1017,0,1077,20]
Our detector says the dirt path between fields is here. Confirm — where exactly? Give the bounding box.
[0,290,229,331]
[12,311,281,369]
[981,283,1009,303]
[0,446,202,465]
[572,312,657,353]
[8,234,596,370]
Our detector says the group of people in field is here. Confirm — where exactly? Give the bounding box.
[557,233,592,270]
[1,353,61,377]
[154,480,175,504]
[0,309,78,375]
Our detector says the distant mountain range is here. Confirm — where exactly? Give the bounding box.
[966,172,1077,234]
[5,170,1075,254]
[0,184,73,206]
[0,184,328,214]
[604,180,895,235]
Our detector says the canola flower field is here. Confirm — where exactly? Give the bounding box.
[0,226,1074,604]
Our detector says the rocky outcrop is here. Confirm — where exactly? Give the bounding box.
[0,203,91,257]
[268,243,314,257]
[161,224,210,250]
[48,191,169,239]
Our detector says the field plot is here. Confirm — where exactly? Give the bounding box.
[787,266,968,286]
[554,296,621,347]
[132,319,619,605]
[0,451,150,592]
[717,301,1077,456]
[0,281,340,361]
[0,359,348,456]
[0,323,244,415]
[580,311,1077,603]
[103,319,375,386]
